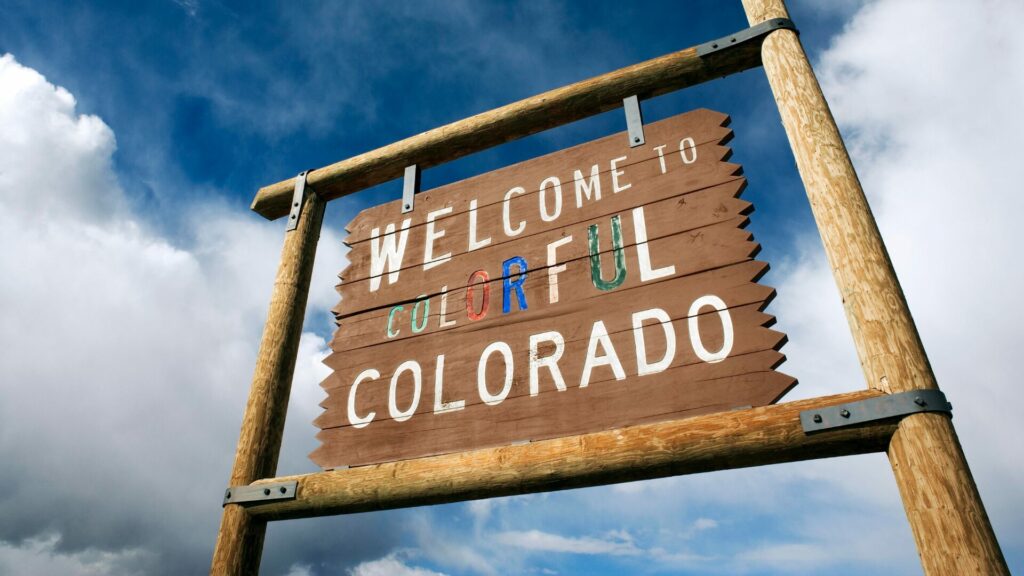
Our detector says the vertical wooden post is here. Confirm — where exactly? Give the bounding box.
[210,189,326,575]
[740,0,1008,573]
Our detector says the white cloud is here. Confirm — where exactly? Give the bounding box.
[733,543,831,573]
[349,554,448,576]
[0,53,358,573]
[284,563,314,576]
[0,54,123,222]
[495,529,641,556]
[692,518,717,531]
[0,533,152,576]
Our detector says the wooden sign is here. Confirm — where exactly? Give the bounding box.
[312,109,796,469]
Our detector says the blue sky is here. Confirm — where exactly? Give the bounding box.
[0,1,1022,575]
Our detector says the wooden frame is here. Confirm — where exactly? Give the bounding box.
[210,1,1009,574]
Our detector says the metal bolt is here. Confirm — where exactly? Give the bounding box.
[840,409,851,418]
[633,137,640,143]
[711,43,718,49]
[225,490,231,499]
[914,396,926,407]
[294,202,299,207]
[279,486,287,494]
[812,414,822,424]
[263,488,271,496]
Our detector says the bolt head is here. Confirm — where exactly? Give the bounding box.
[812,414,822,424]
[263,488,271,496]
[840,409,851,418]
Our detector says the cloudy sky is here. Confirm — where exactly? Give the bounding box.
[0,0,1021,574]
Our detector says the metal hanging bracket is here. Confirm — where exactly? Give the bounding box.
[801,389,952,434]
[286,170,311,231]
[696,18,798,58]
[623,95,644,148]
[223,481,298,506]
[402,164,420,214]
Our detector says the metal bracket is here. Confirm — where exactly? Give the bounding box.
[623,95,644,148]
[402,165,419,213]
[286,170,310,231]
[696,18,798,58]
[801,389,952,434]
[223,481,298,506]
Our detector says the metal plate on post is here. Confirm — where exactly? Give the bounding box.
[800,389,951,434]
[402,165,419,213]
[623,95,644,147]
[223,481,298,506]
[286,171,309,231]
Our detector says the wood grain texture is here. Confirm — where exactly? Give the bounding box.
[210,191,325,576]
[741,0,1008,573]
[315,110,795,469]
[251,45,767,220]
[248,390,894,521]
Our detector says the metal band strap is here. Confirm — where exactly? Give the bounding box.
[696,18,798,58]
[800,389,952,434]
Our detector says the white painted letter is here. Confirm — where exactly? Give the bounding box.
[679,137,697,164]
[529,331,566,396]
[468,199,492,251]
[688,295,734,363]
[433,354,464,414]
[388,360,422,422]
[539,176,563,222]
[478,341,514,405]
[546,235,573,304]
[503,186,526,236]
[438,285,456,328]
[653,144,668,174]
[574,164,602,208]
[632,206,675,282]
[348,369,379,429]
[632,308,675,376]
[580,320,626,388]
[423,206,453,271]
[370,219,412,291]
[610,155,632,193]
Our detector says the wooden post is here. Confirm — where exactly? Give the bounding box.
[740,0,1008,573]
[210,188,326,575]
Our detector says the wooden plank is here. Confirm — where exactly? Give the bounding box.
[251,42,767,220]
[740,1,1009,574]
[315,109,795,470]
[211,191,326,575]
[249,390,895,521]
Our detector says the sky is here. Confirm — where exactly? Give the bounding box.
[0,0,1021,574]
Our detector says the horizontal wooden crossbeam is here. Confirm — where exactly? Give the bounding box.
[242,390,896,521]
[251,38,766,220]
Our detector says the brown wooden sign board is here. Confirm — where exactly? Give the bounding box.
[313,109,796,469]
